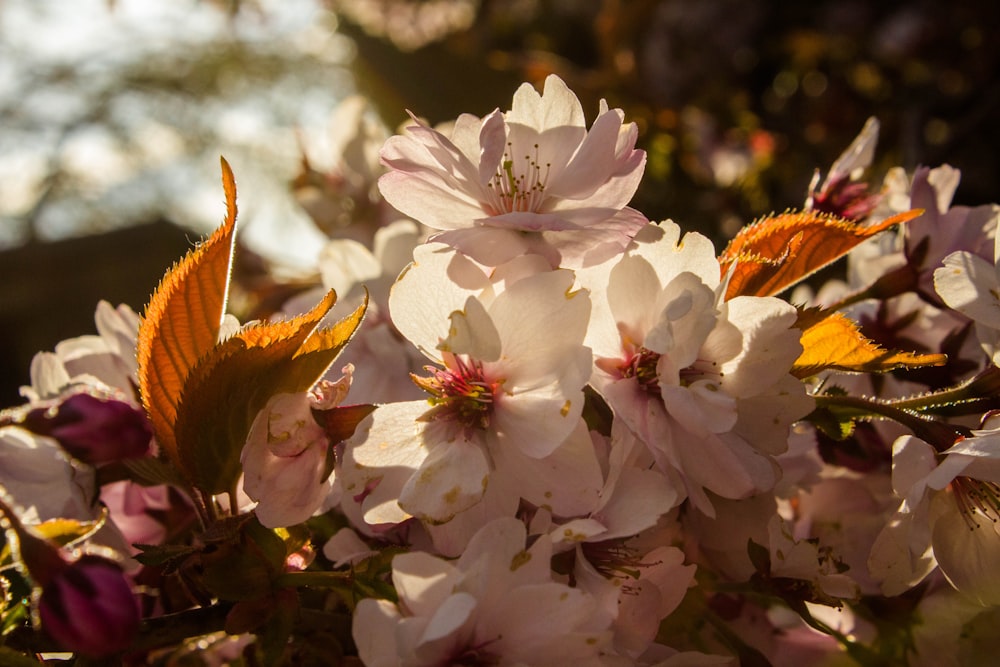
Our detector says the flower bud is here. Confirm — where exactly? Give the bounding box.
[37,555,140,657]
[21,392,152,465]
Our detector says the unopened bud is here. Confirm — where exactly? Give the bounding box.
[37,554,140,657]
[21,393,151,465]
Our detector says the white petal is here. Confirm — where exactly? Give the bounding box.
[594,466,679,540]
[389,243,490,359]
[392,551,463,616]
[440,296,501,362]
[341,401,430,525]
[930,492,1000,605]
[491,418,603,517]
[487,269,592,386]
[378,170,485,230]
[399,429,490,523]
[935,251,1000,329]
[352,599,403,667]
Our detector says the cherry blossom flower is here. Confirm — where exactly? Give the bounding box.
[934,212,1000,363]
[869,429,1000,604]
[577,221,811,515]
[0,426,96,524]
[241,370,353,528]
[805,116,882,221]
[378,74,647,268]
[352,517,612,666]
[340,261,601,530]
[21,301,141,403]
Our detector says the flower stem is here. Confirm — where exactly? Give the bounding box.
[812,392,969,450]
[275,570,353,589]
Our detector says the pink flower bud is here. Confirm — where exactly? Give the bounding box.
[22,393,152,465]
[37,555,140,658]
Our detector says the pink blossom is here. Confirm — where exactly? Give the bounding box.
[352,517,612,666]
[378,74,647,268]
[241,371,353,528]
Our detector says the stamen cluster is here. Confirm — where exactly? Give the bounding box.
[411,355,496,429]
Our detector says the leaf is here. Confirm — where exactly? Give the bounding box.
[137,157,238,469]
[174,291,368,494]
[719,208,923,299]
[33,517,103,547]
[792,312,947,378]
[312,403,377,444]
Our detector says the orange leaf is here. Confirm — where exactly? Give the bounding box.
[719,208,923,299]
[174,291,367,493]
[792,312,946,378]
[137,158,238,468]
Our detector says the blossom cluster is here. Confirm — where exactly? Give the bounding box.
[1,74,1000,665]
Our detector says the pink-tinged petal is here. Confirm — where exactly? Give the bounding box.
[717,296,801,397]
[447,112,486,165]
[475,109,507,186]
[646,274,718,365]
[456,515,530,574]
[910,164,960,218]
[606,253,664,346]
[441,297,502,362]
[487,269,592,385]
[673,430,763,505]
[552,518,609,544]
[641,546,695,619]
[660,383,736,437]
[322,527,376,567]
[544,207,651,269]
[481,210,583,232]
[890,435,939,498]
[546,109,623,198]
[341,401,431,526]
[868,506,936,596]
[613,578,668,658]
[935,251,1000,329]
[392,551,463,617]
[733,376,813,456]
[930,492,1000,606]
[488,583,609,663]
[353,599,404,667]
[425,478,521,558]
[594,467,679,540]
[431,227,556,268]
[389,243,490,359]
[419,592,477,649]
[378,170,486,230]
[385,115,482,188]
[506,75,585,136]
[398,428,490,523]
[491,419,603,517]
[633,220,721,288]
[492,384,584,458]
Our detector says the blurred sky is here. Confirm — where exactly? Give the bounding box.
[0,0,355,269]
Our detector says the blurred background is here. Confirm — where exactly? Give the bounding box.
[2,0,999,405]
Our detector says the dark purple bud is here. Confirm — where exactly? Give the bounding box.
[22,393,152,465]
[37,555,140,658]
[810,174,882,222]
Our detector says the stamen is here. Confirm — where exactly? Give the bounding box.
[484,143,550,215]
[411,356,496,430]
[951,477,1000,530]
[581,538,663,589]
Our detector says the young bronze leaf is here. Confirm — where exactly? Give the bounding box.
[136,158,239,467]
[792,312,946,378]
[719,209,923,299]
[174,291,367,494]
